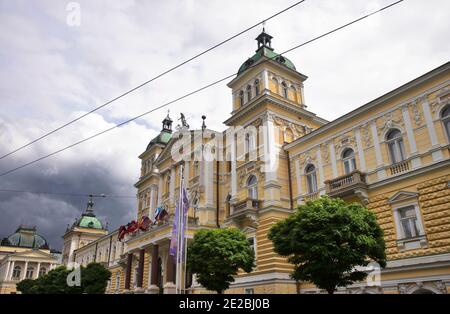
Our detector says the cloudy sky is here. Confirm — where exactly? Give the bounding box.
[0,0,449,250]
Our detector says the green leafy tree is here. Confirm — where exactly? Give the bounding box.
[16,279,36,294]
[16,263,111,294]
[268,196,386,294]
[81,262,112,294]
[187,228,254,294]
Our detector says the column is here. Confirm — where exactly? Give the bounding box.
[230,136,237,201]
[262,113,281,206]
[169,167,175,205]
[157,176,163,206]
[402,105,421,169]
[35,262,41,279]
[147,244,160,294]
[184,161,190,189]
[204,160,213,207]
[21,261,28,280]
[354,128,367,172]
[329,142,338,177]
[421,96,443,161]
[4,261,10,282]
[262,69,269,94]
[295,159,303,205]
[149,188,155,219]
[316,149,325,194]
[135,249,145,292]
[124,253,133,292]
[164,250,176,294]
[370,121,386,179]
[8,261,15,281]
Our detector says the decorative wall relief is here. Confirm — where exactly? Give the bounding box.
[362,123,372,147]
[410,100,423,127]
[321,143,330,164]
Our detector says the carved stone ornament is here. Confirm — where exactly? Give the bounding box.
[379,111,403,135]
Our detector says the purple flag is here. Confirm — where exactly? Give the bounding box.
[169,202,179,256]
[179,187,189,261]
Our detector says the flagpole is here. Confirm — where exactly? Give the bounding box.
[177,163,184,294]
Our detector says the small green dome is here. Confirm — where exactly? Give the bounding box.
[237,30,296,76]
[77,214,103,229]
[2,226,49,249]
[237,47,296,76]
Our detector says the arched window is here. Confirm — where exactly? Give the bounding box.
[342,148,357,174]
[98,252,102,263]
[247,175,258,199]
[386,129,405,164]
[305,164,318,194]
[39,266,47,277]
[111,244,116,260]
[115,273,120,293]
[272,77,279,93]
[26,266,34,279]
[12,266,21,279]
[284,128,294,143]
[441,105,450,141]
[246,85,252,102]
[254,79,260,96]
[281,82,288,98]
[239,91,244,107]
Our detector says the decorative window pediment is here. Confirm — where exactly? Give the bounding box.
[388,191,418,204]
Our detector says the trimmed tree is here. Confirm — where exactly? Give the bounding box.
[187,228,254,294]
[268,196,386,294]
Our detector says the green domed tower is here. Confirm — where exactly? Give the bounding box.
[61,196,108,267]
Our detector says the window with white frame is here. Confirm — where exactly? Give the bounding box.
[342,148,357,174]
[441,105,450,142]
[305,164,318,194]
[390,194,427,251]
[386,129,406,164]
[12,266,21,279]
[247,175,258,199]
[26,266,34,279]
[245,288,255,294]
[398,205,421,239]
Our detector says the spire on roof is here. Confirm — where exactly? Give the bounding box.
[255,24,273,52]
[162,110,173,133]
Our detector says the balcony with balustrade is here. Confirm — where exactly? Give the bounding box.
[226,198,261,228]
[325,170,369,204]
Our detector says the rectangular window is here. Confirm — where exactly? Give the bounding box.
[307,173,318,193]
[245,288,254,294]
[399,205,420,238]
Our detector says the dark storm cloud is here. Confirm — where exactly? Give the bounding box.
[0,153,136,250]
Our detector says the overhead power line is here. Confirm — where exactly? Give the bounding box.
[0,188,136,199]
[0,0,307,161]
[0,0,405,178]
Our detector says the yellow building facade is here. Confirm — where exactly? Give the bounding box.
[0,226,60,294]
[66,31,450,294]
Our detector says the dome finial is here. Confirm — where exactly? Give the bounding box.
[86,194,94,213]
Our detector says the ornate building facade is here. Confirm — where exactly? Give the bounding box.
[65,31,450,294]
[0,226,61,294]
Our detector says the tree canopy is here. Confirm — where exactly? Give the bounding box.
[16,263,111,294]
[269,196,386,294]
[187,228,254,294]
